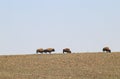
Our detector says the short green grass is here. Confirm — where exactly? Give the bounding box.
[0,52,120,79]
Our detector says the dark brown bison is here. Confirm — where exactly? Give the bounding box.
[103,47,111,53]
[63,48,71,54]
[36,48,44,54]
[43,48,55,54]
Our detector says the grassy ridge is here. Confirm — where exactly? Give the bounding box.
[0,53,120,79]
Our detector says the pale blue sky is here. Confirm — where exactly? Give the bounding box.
[0,0,120,55]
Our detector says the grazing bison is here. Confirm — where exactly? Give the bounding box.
[36,48,44,54]
[103,47,111,53]
[43,48,55,54]
[63,48,71,54]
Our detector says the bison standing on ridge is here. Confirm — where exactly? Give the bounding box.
[63,48,71,54]
[103,47,111,53]
[36,48,44,54]
[43,48,55,54]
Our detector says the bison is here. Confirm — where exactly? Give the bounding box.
[43,48,55,54]
[36,48,44,54]
[103,47,111,53]
[63,48,71,54]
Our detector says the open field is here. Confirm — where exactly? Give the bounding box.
[0,52,120,79]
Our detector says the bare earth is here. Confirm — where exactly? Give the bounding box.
[0,52,120,79]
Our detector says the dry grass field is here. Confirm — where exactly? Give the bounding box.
[0,52,120,79]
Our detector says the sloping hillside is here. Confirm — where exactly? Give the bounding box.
[0,53,120,79]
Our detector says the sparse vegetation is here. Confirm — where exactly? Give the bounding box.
[0,52,120,79]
